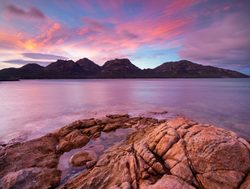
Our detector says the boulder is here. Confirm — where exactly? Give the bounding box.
[69,151,97,168]
[55,119,97,138]
[184,125,250,173]
[103,123,121,132]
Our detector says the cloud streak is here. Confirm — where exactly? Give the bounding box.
[5,5,45,19]
[22,53,68,60]
[3,59,51,65]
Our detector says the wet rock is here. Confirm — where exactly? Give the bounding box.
[0,167,61,189]
[55,119,97,138]
[69,151,97,168]
[103,123,121,132]
[148,110,168,115]
[57,130,90,152]
[106,114,129,119]
[81,125,102,136]
[92,131,101,138]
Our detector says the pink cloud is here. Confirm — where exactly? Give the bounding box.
[0,0,202,66]
[0,21,65,51]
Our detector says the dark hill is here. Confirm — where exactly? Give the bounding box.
[0,58,248,80]
[76,58,101,74]
[153,60,247,78]
[100,58,142,78]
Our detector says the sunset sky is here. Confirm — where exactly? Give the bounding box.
[0,0,250,74]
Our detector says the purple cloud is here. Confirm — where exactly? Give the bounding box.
[3,59,51,65]
[180,12,250,70]
[6,5,45,19]
[22,53,68,60]
[122,30,139,39]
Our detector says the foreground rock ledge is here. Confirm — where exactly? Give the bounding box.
[0,115,250,189]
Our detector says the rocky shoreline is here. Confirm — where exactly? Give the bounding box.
[0,114,250,189]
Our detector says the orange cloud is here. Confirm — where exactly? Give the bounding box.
[23,39,38,50]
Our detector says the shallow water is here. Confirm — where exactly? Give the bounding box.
[58,128,136,182]
[0,78,250,142]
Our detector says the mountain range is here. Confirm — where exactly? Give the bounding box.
[0,58,248,81]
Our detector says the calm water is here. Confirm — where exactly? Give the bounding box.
[0,79,250,143]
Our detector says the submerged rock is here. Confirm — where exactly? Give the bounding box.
[69,151,97,168]
[0,115,249,189]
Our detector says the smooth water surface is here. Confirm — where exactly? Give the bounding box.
[0,79,250,142]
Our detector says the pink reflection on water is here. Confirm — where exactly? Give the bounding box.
[0,79,250,143]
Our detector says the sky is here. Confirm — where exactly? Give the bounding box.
[0,0,250,74]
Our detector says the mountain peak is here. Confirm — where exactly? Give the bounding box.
[76,58,97,65]
[76,57,92,63]
[20,63,44,69]
[154,60,248,78]
[76,58,100,72]
[100,58,141,78]
[0,58,248,80]
[103,58,139,69]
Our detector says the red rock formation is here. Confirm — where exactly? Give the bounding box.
[0,115,249,189]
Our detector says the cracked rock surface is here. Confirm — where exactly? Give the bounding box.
[0,115,250,189]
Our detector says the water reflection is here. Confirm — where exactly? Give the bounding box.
[58,128,135,182]
[0,78,249,142]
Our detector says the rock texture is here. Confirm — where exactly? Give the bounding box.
[1,115,250,189]
[69,151,97,168]
[0,168,61,189]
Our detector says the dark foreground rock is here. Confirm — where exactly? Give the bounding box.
[0,115,250,189]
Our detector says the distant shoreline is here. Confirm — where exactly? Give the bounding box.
[0,59,249,81]
[1,77,250,82]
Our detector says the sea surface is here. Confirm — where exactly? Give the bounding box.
[0,78,250,143]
